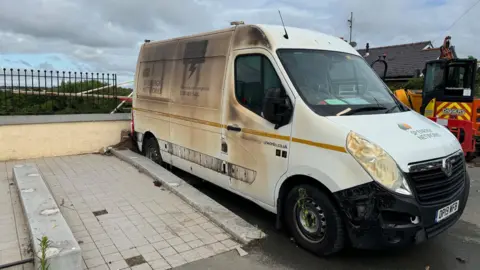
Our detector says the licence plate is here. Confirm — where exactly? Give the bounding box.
[436,200,459,223]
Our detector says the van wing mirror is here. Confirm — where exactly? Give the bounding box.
[262,87,293,129]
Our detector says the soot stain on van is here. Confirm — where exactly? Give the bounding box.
[228,99,240,122]
[247,27,271,48]
[233,26,271,49]
[228,163,257,184]
[240,133,263,144]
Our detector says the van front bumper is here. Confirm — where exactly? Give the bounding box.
[333,173,470,250]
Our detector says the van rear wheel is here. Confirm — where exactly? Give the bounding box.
[144,137,162,165]
[284,184,345,256]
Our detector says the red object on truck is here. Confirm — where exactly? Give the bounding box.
[428,117,475,156]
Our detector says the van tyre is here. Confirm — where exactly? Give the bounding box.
[144,137,162,165]
[284,184,345,256]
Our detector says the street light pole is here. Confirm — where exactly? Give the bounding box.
[348,12,353,44]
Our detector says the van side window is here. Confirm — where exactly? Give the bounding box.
[235,55,282,116]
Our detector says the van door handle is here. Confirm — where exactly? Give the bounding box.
[226,125,242,132]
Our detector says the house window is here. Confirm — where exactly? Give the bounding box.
[235,54,282,116]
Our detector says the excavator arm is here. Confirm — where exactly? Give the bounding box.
[439,36,454,60]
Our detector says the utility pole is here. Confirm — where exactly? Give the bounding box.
[348,12,353,43]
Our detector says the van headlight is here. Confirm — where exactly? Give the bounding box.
[346,131,412,196]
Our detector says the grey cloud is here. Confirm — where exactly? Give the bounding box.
[0,0,217,49]
[336,0,480,56]
[20,60,32,67]
[0,0,141,48]
[36,62,54,70]
[48,55,61,61]
[83,0,215,34]
[1,0,478,79]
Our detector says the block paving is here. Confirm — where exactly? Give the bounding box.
[2,154,240,269]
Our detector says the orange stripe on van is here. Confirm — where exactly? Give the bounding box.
[241,128,291,141]
[133,107,347,153]
[292,138,347,153]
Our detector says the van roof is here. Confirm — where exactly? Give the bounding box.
[142,24,360,57]
[254,24,360,56]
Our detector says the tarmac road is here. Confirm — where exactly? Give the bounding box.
[169,164,480,270]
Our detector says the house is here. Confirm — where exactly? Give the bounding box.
[357,41,458,82]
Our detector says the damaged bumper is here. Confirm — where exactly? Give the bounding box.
[333,173,470,250]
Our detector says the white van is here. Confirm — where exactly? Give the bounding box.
[131,23,470,255]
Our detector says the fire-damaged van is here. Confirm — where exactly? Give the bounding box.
[131,23,470,255]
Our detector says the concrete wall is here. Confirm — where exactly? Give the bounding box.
[0,114,130,161]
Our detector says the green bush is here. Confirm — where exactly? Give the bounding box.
[59,80,106,93]
[0,92,121,115]
[0,79,134,115]
[386,81,405,92]
[96,86,132,96]
[475,70,480,97]
[403,77,424,90]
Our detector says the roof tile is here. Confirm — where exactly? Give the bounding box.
[357,41,445,78]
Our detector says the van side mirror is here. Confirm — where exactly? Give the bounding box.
[262,88,293,129]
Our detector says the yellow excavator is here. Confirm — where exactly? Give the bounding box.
[373,36,478,159]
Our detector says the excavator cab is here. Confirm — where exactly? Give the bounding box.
[420,58,477,159]
[421,58,477,116]
[387,35,478,159]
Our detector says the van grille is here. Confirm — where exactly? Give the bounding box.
[407,152,465,205]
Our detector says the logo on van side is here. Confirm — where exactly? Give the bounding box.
[142,68,150,78]
[397,123,412,130]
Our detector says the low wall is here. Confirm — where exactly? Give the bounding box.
[0,114,130,161]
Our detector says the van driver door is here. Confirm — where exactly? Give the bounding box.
[221,48,294,207]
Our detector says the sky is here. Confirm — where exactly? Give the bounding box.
[0,0,479,85]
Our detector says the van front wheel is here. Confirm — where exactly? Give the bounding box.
[144,137,162,165]
[284,184,345,256]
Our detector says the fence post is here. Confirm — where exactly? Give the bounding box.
[10,68,14,114]
[114,74,118,107]
[2,68,6,114]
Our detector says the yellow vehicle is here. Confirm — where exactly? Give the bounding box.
[392,89,422,112]
[367,37,478,159]
[392,58,478,159]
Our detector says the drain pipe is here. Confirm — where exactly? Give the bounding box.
[0,258,34,269]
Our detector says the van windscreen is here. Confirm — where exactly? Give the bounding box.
[277,49,402,116]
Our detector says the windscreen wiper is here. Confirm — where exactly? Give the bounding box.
[341,106,387,116]
[384,104,399,114]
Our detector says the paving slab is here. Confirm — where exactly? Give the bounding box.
[0,161,34,270]
[13,164,82,270]
[11,154,243,269]
[111,149,266,246]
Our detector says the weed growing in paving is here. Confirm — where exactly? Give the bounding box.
[38,236,51,270]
